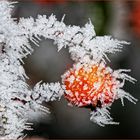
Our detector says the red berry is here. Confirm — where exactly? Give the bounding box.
[62,63,117,108]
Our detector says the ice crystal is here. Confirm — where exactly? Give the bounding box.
[0,0,137,139]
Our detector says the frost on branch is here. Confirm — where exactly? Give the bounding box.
[0,0,137,139]
[33,82,64,103]
[90,107,119,127]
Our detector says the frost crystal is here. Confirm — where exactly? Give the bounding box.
[0,0,137,139]
[90,107,119,127]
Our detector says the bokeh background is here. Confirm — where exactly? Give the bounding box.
[12,0,140,139]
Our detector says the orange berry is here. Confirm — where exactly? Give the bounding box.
[62,63,117,109]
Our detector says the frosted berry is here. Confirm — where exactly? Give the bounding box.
[62,63,118,109]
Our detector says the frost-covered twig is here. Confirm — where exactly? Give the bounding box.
[0,0,137,139]
[90,107,119,127]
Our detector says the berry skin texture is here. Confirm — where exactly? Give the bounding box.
[62,63,117,109]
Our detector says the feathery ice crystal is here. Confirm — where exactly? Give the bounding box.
[0,0,137,139]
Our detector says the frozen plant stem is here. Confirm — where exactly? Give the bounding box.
[0,0,137,139]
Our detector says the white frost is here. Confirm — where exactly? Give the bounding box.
[0,0,137,139]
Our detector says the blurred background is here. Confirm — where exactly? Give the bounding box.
[13,0,140,139]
